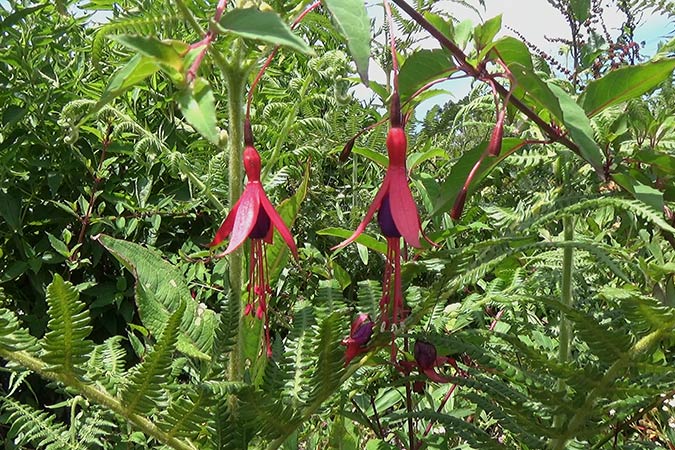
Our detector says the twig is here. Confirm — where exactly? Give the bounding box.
[389,0,592,170]
[70,124,113,264]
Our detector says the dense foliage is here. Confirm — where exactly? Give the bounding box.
[1,0,675,449]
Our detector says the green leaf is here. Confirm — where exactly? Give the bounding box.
[433,138,527,216]
[111,35,188,74]
[42,274,93,376]
[0,4,46,28]
[580,59,675,117]
[95,235,217,360]
[548,83,605,175]
[317,227,387,255]
[217,8,313,55]
[0,190,21,231]
[612,172,664,212]
[398,49,454,101]
[353,146,387,168]
[46,232,71,258]
[492,37,533,71]
[570,0,591,21]
[323,0,371,84]
[408,147,448,172]
[508,63,563,119]
[95,54,159,111]
[635,148,675,175]
[177,77,220,145]
[423,12,454,41]
[454,20,473,50]
[121,303,184,415]
[474,15,502,50]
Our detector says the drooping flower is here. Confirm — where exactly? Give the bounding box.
[333,96,431,327]
[209,145,298,357]
[398,340,455,393]
[341,313,375,365]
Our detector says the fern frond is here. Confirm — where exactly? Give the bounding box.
[545,299,634,364]
[526,197,675,234]
[305,313,346,407]
[357,280,381,318]
[1,398,87,450]
[395,409,504,449]
[161,387,212,439]
[283,304,316,407]
[240,387,300,441]
[463,392,551,446]
[88,335,127,394]
[42,274,93,376]
[291,117,332,136]
[75,410,117,449]
[0,307,39,352]
[210,396,248,450]
[313,279,348,319]
[263,167,291,191]
[209,294,239,371]
[121,303,184,415]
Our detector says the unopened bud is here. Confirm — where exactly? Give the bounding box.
[414,340,437,370]
[339,137,356,162]
[487,111,505,157]
[451,187,468,221]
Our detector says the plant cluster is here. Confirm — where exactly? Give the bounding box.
[1,0,675,449]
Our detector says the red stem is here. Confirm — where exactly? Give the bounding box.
[187,0,228,83]
[70,124,113,264]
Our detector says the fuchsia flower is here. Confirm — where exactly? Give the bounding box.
[341,313,375,365]
[398,340,456,393]
[209,145,298,357]
[333,96,431,328]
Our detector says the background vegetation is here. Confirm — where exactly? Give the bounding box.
[1,0,675,449]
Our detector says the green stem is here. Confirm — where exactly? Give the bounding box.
[225,68,247,383]
[179,160,225,211]
[550,214,575,445]
[0,348,195,450]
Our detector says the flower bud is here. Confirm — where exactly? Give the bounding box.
[451,187,468,221]
[414,340,437,370]
[487,111,505,157]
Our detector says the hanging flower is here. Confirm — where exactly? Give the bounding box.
[209,145,298,357]
[342,313,375,365]
[333,98,431,327]
[398,340,455,393]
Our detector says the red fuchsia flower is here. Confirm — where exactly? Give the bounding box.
[333,95,431,328]
[341,313,375,365]
[209,145,298,357]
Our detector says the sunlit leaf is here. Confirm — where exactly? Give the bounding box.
[177,77,220,145]
[399,49,455,100]
[580,59,675,117]
[323,0,371,84]
[217,8,313,55]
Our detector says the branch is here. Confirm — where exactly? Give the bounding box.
[389,0,583,160]
[0,348,195,450]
